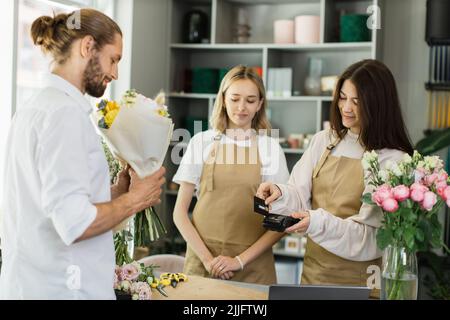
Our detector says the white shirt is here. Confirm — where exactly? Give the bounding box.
[272,129,405,261]
[0,74,115,300]
[173,129,290,196]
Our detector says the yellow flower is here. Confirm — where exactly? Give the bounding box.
[106,101,120,113]
[105,109,119,128]
[157,108,169,117]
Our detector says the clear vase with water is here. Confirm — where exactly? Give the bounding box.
[381,245,418,300]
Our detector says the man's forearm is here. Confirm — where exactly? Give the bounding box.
[75,193,135,243]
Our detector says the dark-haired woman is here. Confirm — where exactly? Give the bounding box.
[257,59,413,298]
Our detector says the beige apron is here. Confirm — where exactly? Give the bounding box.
[301,140,381,298]
[183,135,277,285]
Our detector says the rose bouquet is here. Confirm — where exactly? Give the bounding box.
[362,150,450,299]
[114,261,158,300]
[114,261,189,300]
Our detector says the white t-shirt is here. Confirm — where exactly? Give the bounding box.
[173,129,290,196]
[0,74,115,299]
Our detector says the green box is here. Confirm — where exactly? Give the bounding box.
[340,14,371,42]
[192,68,219,93]
[218,68,229,86]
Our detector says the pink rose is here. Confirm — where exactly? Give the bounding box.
[446,199,450,208]
[372,184,393,206]
[121,264,140,281]
[411,189,425,202]
[392,185,410,202]
[131,282,152,300]
[115,266,123,282]
[114,273,119,290]
[435,180,448,191]
[422,191,437,211]
[382,198,399,212]
[411,182,428,192]
[424,173,439,187]
[443,186,450,201]
[437,171,448,182]
[414,168,427,182]
[437,186,446,200]
[410,183,428,203]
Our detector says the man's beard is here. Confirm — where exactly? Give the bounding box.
[83,54,111,98]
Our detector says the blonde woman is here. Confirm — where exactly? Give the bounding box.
[172,65,289,284]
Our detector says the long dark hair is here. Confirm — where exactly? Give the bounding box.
[329,59,413,155]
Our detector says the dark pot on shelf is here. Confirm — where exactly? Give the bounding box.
[182,10,209,43]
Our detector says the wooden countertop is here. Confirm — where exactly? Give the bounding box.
[151,275,269,300]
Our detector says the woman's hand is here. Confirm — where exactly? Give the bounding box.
[256,182,282,206]
[285,211,310,234]
[209,256,240,279]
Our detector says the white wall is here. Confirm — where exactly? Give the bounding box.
[381,0,429,145]
[0,0,17,207]
[130,0,170,97]
[114,0,134,100]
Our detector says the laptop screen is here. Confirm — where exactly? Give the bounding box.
[269,284,371,300]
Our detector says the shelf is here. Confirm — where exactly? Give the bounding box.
[282,148,305,154]
[165,189,179,196]
[170,42,373,52]
[268,96,333,102]
[425,82,450,91]
[273,248,304,259]
[169,92,216,99]
[169,92,333,102]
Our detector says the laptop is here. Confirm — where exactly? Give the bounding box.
[268,284,371,300]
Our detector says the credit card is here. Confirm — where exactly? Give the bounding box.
[254,196,269,216]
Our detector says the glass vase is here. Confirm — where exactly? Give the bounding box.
[126,217,135,261]
[381,245,418,300]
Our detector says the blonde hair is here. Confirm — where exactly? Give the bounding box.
[31,8,122,65]
[210,65,271,133]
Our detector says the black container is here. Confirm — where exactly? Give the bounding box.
[182,10,209,43]
[426,0,450,45]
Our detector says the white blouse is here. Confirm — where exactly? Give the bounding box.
[173,129,290,196]
[271,129,405,262]
[0,74,115,299]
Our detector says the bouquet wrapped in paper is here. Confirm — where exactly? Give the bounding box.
[94,89,174,246]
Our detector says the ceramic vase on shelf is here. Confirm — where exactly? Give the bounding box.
[234,7,251,43]
[381,245,418,300]
[304,57,323,96]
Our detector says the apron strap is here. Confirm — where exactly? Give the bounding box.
[205,134,222,192]
[312,138,340,178]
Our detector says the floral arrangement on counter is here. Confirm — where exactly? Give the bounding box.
[114,262,188,300]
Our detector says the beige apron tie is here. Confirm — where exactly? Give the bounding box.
[205,135,222,192]
[312,140,339,178]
